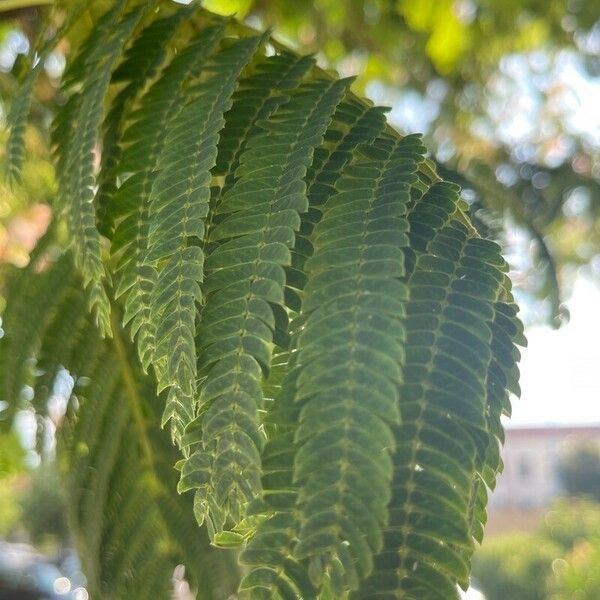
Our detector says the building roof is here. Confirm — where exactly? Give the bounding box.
[506,424,600,438]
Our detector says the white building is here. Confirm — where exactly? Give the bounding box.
[490,424,600,510]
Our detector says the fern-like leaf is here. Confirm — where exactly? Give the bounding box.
[55,3,143,335]
[96,2,202,234]
[238,102,389,599]
[5,1,90,184]
[0,252,239,599]
[357,217,513,598]
[289,133,426,593]
[5,60,43,186]
[110,23,226,371]
[145,33,264,441]
[179,78,350,537]
[213,51,316,192]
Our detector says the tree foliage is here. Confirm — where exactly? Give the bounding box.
[472,499,600,600]
[471,533,560,600]
[558,442,600,502]
[1,1,524,598]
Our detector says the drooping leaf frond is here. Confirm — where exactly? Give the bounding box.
[5,58,44,185]
[111,22,226,374]
[287,99,389,310]
[213,51,316,193]
[97,1,203,234]
[2,3,524,598]
[357,211,523,599]
[291,133,426,588]
[146,33,264,442]
[181,77,350,536]
[0,239,75,421]
[0,250,239,599]
[55,2,145,335]
[4,0,92,184]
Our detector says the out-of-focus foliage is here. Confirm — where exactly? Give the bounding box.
[237,0,598,85]
[19,465,69,545]
[0,203,51,267]
[544,498,600,546]
[0,435,67,545]
[473,499,600,600]
[549,539,600,600]
[558,441,600,501]
[0,16,54,269]
[0,431,24,477]
[0,432,25,537]
[0,477,22,537]
[545,501,600,599]
[471,533,560,600]
[0,430,66,544]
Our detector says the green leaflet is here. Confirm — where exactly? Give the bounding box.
[238,347,318,599]
[146,33,264,440]
[213,51,316,192]
[238,98,390,600]
[465,295,525,546]
[180,78,350,536]
[356,215,512,598]
[96,1,203,235]
[2,5,525,598]
[205,51,316,352]
[292,133,426,592]
[286,99,389,312]
[111,23,226,373]
[55,3,144,335]
[404,180,462,276]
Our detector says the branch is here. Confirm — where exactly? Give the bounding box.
[0,0,52,13]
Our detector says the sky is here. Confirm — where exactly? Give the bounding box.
[509,275,600,427]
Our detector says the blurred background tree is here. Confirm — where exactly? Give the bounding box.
[0,430,67,548]
[473,499,600,600]
[558,441,600,501]
[470,533,560,600]
[549,538,600,600]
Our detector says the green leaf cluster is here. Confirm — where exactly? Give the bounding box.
[1,1,524,598]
